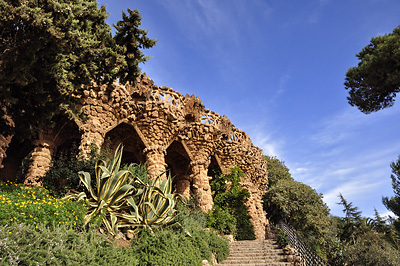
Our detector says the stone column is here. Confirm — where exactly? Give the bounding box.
[143,145,167,181]
[247,191,268,240]
[0,134,12,169]
[189,158,213,212]
[242,181,268,240]
[78,130,105,158]
[175,178,191,199]
[78,118,105,158]
[24,139,57,186]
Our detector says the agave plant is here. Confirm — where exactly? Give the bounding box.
[63,144,145,235]
[123,173,186,234]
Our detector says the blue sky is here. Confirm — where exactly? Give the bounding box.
[98,0,400,218]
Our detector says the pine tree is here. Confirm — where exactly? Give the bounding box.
[337,193,363,244]
[383,155,400,233]
[345,25,400,113]
[0,1,155,140]
[114,8,157,85]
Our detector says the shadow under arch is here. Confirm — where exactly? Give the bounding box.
[0,137,34,183]
[165,140,191,197]
[103,122,146,166]
[53,120,82,156]
[208,154,222,181]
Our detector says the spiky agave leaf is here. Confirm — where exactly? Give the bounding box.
[63,144,146,234]
[124,172,186,232]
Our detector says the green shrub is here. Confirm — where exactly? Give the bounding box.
[130,226,229,266]
[174,198,230,264]
[235,205,256,240]
[206,205,237,235]
[207,167,255,240]
[0,223,139,266]
[276,229,288,247]
[0,181,87,229]
[202,230,230,263]
[176,196,206,225]
[344,232,400,266]
[131,229,203,266]
[42,142,111,197]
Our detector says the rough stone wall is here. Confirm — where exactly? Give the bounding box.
[2,73,269,239]
[0,105,14,169]
[0,134,12,169]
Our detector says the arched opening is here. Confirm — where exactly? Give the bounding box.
[208,155,222,180]
[104,123,146,166]
[53,121,82,157]
[165,141,191,196]
[0,137,34,183]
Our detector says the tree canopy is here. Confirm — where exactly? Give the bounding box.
[383,155,400,232]
[263,156,292,187]
[114,8,157,86]
[263,156,331,250]
[345,25,400,114]
[0,0,155,139]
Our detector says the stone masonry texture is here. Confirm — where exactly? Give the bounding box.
[0,73,269,239]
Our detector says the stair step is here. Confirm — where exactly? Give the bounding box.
[217,239,291,266]
[218,262,292,266]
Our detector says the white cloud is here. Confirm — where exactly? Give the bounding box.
[306,0,330,24]
[291,167,308,175]
[323,179,386,211]
[311,108,368,145]
[267,74,290,105]
[312,104,400,147]
[158,0,239,48]
[253,133,282,158]
[379,210,396,220]
[248,125,284,158]
[331,168,355,176]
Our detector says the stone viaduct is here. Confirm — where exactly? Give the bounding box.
[0,74,268,239]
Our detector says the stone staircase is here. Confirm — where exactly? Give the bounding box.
[217,239,292,266]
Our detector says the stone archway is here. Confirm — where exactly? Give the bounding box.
[0,138,34,183]
[104,123,146,166]
[54,121,82,156]
[207,155,222,180]
[23,120,82,186]
[165,141,191,199]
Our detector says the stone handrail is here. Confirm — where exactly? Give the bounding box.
[277,221,329,266]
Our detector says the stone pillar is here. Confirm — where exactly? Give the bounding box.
[24,139,57,186]
[77,117,106,159]
[243,182,268,240]
[175,178,191,199]
[190,159,213,212]
[0,134,12,169]
[78,130,105,158]
[143,145,167,181]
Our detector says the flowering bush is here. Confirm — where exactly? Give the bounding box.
[0,181,87,229]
